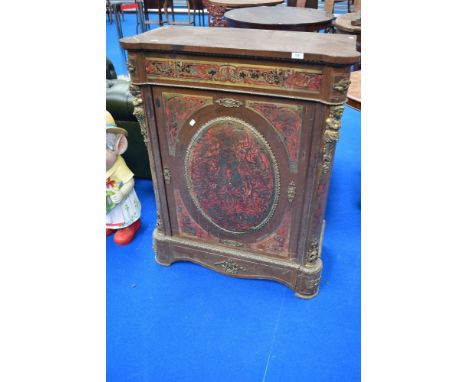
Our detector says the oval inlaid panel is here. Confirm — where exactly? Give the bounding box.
[185,117,280,234]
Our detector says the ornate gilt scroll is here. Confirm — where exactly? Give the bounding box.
[214,259,246,274]
[322,105,345,175]
[333,78,351,94]
[215,98,242,108]
[128,83,149,146]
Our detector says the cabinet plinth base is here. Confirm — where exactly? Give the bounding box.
[153,230,322,299]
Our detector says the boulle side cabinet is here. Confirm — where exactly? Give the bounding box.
[121,26,359,299]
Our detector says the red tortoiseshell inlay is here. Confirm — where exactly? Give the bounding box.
[163,93,212,156]
[251,211,292,256]
[186,117,279,234]
[247,101,303,167]
[146,58,322,94]
[174,189,214,240]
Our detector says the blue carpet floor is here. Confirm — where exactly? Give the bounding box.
[107,9,361,382]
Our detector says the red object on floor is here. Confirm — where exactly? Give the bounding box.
[106,228,114,236]
[120,3,138,11]
[113,219,141,245]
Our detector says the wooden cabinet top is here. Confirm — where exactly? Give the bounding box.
[120,26,360,65]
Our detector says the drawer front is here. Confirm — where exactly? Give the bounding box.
[127,53,351,104]
[145,55,322,97]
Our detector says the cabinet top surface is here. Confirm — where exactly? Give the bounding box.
[120,26,360,65]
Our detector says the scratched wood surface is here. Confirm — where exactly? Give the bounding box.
[120,26,360,64]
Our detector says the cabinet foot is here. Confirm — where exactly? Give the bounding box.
[294,259,322,299]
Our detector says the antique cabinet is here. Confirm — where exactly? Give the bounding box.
[121,26,359,299]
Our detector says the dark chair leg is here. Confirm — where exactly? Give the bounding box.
[171,0,175,23]
[107,6,113,24]
[115,8,123,39]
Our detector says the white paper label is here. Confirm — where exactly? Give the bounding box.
[291,52,304,59]
[189,119,196,126]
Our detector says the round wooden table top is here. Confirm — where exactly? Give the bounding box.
[335,12,361,33]
[347,70,361,111]
[224,6,334,31]
[210,0,283,8]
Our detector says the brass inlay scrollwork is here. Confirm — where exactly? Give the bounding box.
[333,78,351,94]
[215,98,242,108]
[163,167,171,185]
[128,83,149,146]
[162,93,213,156]
[245,100,303,173]
[288,181,296,203]
[214,259,246,274]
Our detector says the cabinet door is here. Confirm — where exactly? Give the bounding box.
[152,87,323,261]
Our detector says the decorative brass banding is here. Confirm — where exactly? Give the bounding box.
[184,116,280,235]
